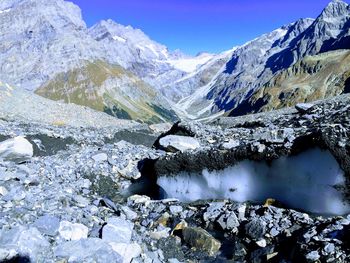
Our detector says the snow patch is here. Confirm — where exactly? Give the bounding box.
[0,8,11,14]
[112,36,126,43]
[158,148,349,215]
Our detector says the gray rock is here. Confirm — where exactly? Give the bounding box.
[58,221,89,241]
[203,202,226,222]
[324,243,335,254]
[245,218,267,240]
[92,153,108,163]
[54,238,122,263]
[0,226,50,262]
[306,250,320,261]
[102,217,134,244]
[33,215,60,236]
[169,205,183,215]
[295,103,315,114]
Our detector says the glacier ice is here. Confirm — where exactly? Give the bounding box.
[158,148,349,215]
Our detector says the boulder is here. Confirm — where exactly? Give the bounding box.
[109,242,142,263]
[295,103,314,114]
[0,136,33,163]
[182,227,221,256]
[54,238,122,263]
[102,217,134,244]
[0,226,50,262]
[159,135,200,152]
[58,221,88,241]
[33,215,60,236]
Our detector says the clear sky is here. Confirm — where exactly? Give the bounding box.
[70,0,342,55]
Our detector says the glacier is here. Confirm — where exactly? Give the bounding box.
[158,148,349,215]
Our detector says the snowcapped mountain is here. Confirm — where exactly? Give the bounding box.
[88,19,174,73]
[0,0,349,122]
[178,0,350,119]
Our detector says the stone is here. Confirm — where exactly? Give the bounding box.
[149,123,172,134]
[203,202,226,222]
[0,226,50,262]
[150,228,170,240]
[172,220,188,235]
[256,239,267,248]
[306,251,320,261]
[0,136,33,163]
[0,186,8,196]
[218,213,239,231]
[33,215,60,236]
[109,242,142,263]
[182,227,221,256]
[58,221,88,241]
[295,103,314,114]
[245,219,267,240]
[92,153,108,163]
[237,204,247,221]
[221,139,240,149]
[169,205,183,215]
[121,206,138,221]
[159,135,200,152]
[102,217,134,244]
[128,195,151,205]
[324,243,335,254]
[54,238,122,263]
[157,212,171,227]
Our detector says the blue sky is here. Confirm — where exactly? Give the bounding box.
[70,0,340,55]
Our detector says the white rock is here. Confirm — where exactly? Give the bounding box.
[159,135,200,152]
[222,139,240,149]
[102,217,134,244]
[149,229,170,240]
[92,153,108,163]
[109,242,142,263]
[58,221,88,241]
[0,137,33,163]
[149,123,172,134]
[169,205,183,214]
[121,206,138,221]
[128,195,151,205]
[54,238,122,263]
[295,103,314,113]
[0,226,50,262]
[0,186,8,196]
[256,239,267,248]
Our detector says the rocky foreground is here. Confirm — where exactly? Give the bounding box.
[1,94,350,262]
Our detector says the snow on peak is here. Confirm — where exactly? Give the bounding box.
[0,8,11,14]
[112,35,126,43]
[319,0,349,19]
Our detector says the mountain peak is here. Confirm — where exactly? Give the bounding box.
[319,0,349,19]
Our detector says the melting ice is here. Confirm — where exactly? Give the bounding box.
[157,148,349,215]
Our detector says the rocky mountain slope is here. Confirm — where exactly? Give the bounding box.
[0,0,180,123]
[0,80,143,129]
[179,0,350,119]
[232,49,350,116]
[2,0,348,122]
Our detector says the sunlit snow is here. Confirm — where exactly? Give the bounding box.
[0,9,11,14]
